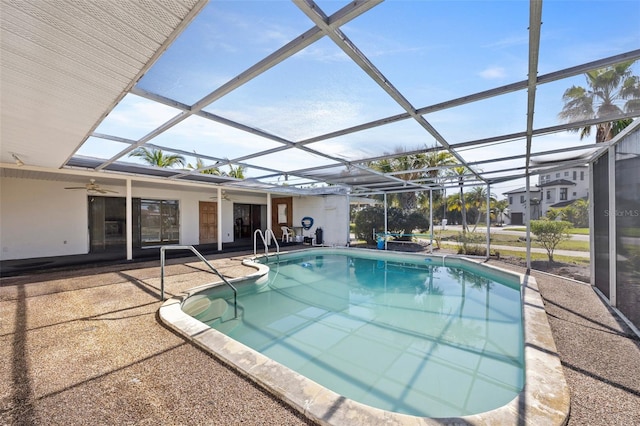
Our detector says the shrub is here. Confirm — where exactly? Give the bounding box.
[530,219,573,263]
[455,232,485,255]
[546,208,561,220]
[354,206,430,244]
[559,199,589,227]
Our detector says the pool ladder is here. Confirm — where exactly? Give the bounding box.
[160,245,238,318]
[253,229,280,261]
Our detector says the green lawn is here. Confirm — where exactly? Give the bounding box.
[433,230,589,252]
[492,248,591,266]
[508,227,590,235]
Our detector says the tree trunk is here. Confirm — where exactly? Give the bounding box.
[459,186,468,233]
[471,209,482,232]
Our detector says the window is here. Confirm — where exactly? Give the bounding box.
[573,192,577,196]
[140,199,179,245]
[546,174,550,180]
[546,190,551,200]
[520,195,525,203]
[581,171,584,181]
[556,173,560,178]
[509,196,513,204]
[573,171,577,180]
[560,188,568,201]
[564,171,569,177]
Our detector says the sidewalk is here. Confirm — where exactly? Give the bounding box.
[438,241,590,258]
[440,224,590,242]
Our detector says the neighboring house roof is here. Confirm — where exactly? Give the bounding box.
[549,196,588,208]
[503,186,542,195]
[537,179,576,188]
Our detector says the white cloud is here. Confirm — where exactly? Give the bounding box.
[479,67,507,79]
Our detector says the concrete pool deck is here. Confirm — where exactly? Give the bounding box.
[1,248,639,425]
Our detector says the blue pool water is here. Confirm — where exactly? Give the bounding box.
[183,251,524,417]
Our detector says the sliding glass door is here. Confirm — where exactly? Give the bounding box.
[89,197,180,253]
[140,199,179,246]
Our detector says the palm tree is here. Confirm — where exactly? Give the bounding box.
[393,152,428,211]
[467,186,496,232]
[187,156,222,175]
[369,147,458,212]
[368,158,402,208]
[129,147,185,168]
[227,164,246,179]
[445,193,465,224]
[492,199,509,227]
[450,166,469,233]
[424,150,457,179]
[558,61,640,142]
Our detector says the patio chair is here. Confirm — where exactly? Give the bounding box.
[281,226,293,243]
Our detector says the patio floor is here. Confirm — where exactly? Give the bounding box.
[1,249,638,425]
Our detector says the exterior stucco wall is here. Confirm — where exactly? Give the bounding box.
[293,195,349,246]
[1,177,89,260]
[0,175,349,261]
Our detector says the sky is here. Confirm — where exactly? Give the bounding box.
[78,0,640,198]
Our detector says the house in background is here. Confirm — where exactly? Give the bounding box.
[503,187,542,225]
[503,165,590,225]
[538,165,589,217]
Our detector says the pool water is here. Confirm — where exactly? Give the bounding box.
[183,253,524,418]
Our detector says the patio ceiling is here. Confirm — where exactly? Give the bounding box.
[2,0,639,197]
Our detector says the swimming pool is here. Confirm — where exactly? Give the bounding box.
[160,248,570,424]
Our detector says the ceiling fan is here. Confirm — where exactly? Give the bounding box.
[210,190,232,201]
[64,179,118,194]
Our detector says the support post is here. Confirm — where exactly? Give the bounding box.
[217,187,223,251]
[608,146,617,306]
[126,178,133,260]
[266,192,272,246]
[429,190,433,254]
[346,193,351,246]
[384,193,388,250]
[589,162,596,287]
[525,174,532,271]
[486,183,491,260]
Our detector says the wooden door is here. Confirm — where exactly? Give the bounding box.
[199,201,218,244]
[271,197,293,238]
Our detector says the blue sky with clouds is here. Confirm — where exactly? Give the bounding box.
[82,0,640,196]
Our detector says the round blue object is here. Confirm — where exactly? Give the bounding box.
[301,216,314,230]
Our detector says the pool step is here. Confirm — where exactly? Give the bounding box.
[182,296,230,323]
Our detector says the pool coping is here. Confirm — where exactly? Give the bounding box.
[159,248,570,425]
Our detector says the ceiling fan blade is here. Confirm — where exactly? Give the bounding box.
[64,186,86,190]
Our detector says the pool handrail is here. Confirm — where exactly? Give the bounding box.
[160,245,237,318]
[253,229,280,261]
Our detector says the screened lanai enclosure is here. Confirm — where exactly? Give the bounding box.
[1,2,639,313]
[3,1,638,197]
